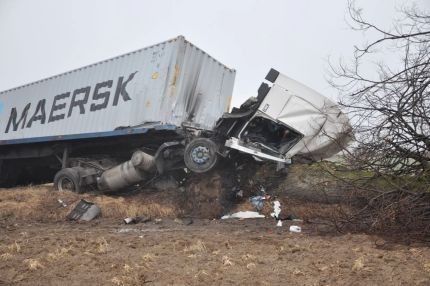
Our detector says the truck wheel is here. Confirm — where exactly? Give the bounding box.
[54,168,82,193]
[184,138,219,173]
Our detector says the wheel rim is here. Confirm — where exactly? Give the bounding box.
[58,177,76,192]
[190,145,211,165]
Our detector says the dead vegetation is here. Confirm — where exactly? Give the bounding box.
[0,185,181,221]
[325,1,430,241]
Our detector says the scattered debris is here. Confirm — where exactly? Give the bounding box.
[221,211,265,219]
[289,225,302,233]
[67,199,101,221]
[124,216,151,224]
[271,200,282,226]
[249,195,270,211]
[235,189,244,198]
[57,199,67,208]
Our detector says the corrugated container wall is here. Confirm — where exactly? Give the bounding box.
[0,36,236,143]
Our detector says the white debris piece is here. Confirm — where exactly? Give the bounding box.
[57,199,67,207]
[221,211,265,219]
[289,225,302,233]
[271,200,281,219]
[271,200,283,227]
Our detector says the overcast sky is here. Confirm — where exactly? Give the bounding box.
[0,0,428,107]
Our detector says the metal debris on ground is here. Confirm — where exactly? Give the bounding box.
[123,216,151,224]
[66,199,101,221]
[221,211,265,219]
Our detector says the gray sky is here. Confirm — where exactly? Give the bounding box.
[0,0,428,107]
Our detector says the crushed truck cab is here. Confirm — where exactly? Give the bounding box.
[213,69,351,166]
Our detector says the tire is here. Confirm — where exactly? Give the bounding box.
[54,168,82,193]
[184,138,219,173]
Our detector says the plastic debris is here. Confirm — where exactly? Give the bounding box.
[221,211,265,219]
[271,200,282,226]
[289,225,302,233]
[124,216,150,224]
[67,199,100,221]
[271,200,281,219]
[249,195,270,211]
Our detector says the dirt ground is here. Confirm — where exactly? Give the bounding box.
[0,164,429,285]
[1,218,429,286]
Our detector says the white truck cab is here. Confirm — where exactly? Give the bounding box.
[215,69,351,166]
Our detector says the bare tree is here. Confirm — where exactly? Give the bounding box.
[328,1,430,238]
[331,1,430,178]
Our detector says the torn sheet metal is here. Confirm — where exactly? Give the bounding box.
[67,199,101,221]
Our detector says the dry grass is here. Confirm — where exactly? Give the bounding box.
[110,263,147,286]
[352,256,365,271]
[141,253,155,262]
[0,185,180,221]
[96,237,109,254]
[183,240,207,254]
[46,247,71,261]
[424,263,430,273]
[24,258,45,270]
[0,253,13,261]
[7,241,21,253]
[222,255,234,266]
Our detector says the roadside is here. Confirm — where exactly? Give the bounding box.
[1,218,429,285]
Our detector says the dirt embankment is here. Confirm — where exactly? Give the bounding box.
[0,162,345,223]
